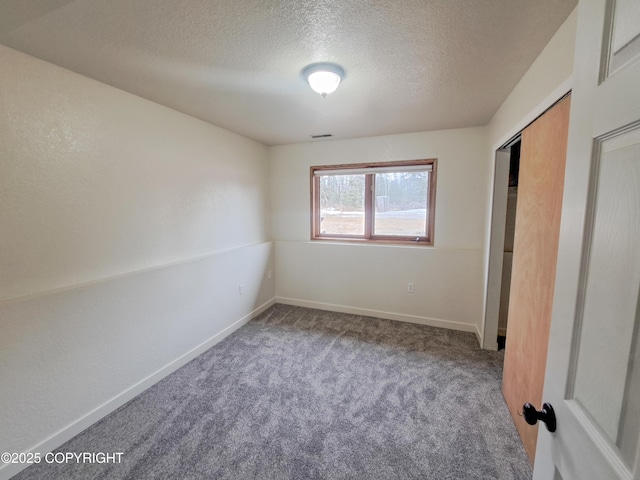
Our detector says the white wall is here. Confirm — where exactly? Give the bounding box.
[0,45,274,479]
[481,8,578,350]
[487,8,578,150]
[270,128,487,336]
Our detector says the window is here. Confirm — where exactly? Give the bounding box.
[311,159,437,245]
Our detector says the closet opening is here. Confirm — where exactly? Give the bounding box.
[497,137,520,350]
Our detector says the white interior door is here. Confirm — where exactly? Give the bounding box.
[533,0,640,479]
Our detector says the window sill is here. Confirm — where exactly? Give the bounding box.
[311,236,433,247]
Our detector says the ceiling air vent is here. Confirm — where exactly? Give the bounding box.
[311,134,333,139]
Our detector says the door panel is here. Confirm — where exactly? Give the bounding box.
[501,94,571,462]
[607,0,640,73]
[572,130,640,470]
[533,0,640,478]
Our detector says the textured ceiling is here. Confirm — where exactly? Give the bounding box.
[0,0,577,146]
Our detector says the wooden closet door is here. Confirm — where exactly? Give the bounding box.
[501,94,571,463]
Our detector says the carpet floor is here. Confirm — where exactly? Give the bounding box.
[14,304,532,479]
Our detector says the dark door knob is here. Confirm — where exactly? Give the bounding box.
[522,402,556,432]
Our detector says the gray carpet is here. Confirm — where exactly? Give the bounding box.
[14,304,532,479]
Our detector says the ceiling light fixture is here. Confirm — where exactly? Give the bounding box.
[302,63,345,98]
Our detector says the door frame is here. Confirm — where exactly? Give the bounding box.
[482,79,573,350]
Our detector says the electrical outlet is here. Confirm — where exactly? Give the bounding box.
[407,282,415,293]
[267,270,272,280]
[239,284,245,295]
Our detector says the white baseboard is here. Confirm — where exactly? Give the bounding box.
[0,298,275,480]
[275,296,479,336]
[473,325,483,348]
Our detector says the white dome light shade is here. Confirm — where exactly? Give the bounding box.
[302,63,345,97]
[308,71,341,96]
